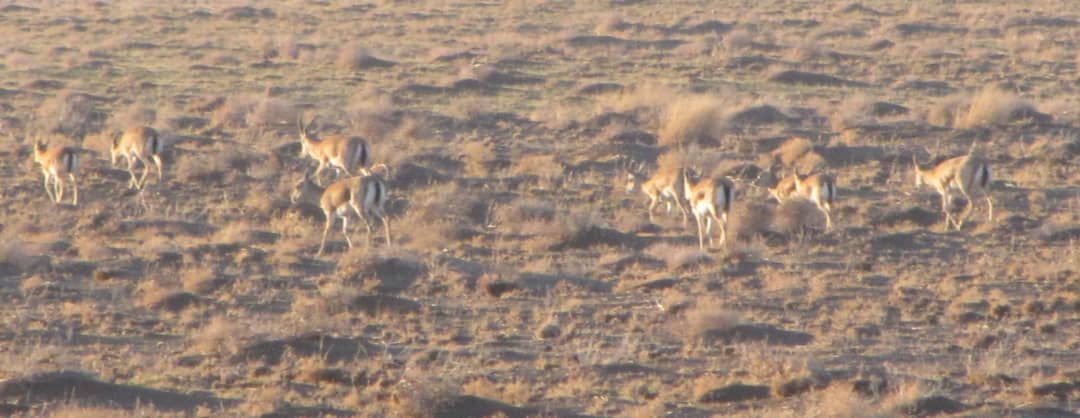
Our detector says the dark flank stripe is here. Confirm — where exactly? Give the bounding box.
[64,152,77,173]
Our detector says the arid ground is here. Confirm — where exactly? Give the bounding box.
[0,1,1078,417]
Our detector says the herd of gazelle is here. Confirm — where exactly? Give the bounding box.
[28,122,992,253]
[28,116,393,256]
[626,141,993,249]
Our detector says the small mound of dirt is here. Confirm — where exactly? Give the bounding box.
[234,334,381,365]
[432,395,545,418]
[873,207,940,227]
[698,383,770,403]
[549,225,641,250]
[24,79,65,90]
[392,162,450,189]
[576,82,624,95]
[150,291,201,313]
[1005,17,1079,28]
[727,105,795,126]
[223,6,275,20]
[703,323,814,346]
[261,405,354,418]
[868,101,909,117]
[370,257,427,293]
[0,371,231,412]
[768,70,867,87]
[674,20,733,35]
[1030,382,1077,400]
[519,273,612,294]
[839,3,888,16]
[395,83,449,96]
[894,22,965,36]
[349,294,422,316]
[901,395,967,416]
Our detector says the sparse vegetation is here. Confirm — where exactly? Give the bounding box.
[0,1,1077,417]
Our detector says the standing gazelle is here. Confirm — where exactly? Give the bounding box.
[291,173,392,255]
[683,173,735,249]
[111,125,164,189]
[624,162,692,225]
[32,141,80,205]
[768,169,837,230]
[297,117,371,186]
[913,143,992,231]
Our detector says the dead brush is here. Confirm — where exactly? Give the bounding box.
[658,95,725,147]
[773,199,823,235]
[645,242,712,271]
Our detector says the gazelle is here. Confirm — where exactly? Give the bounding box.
[683,174,735,249]
[111,125,164,189]
[624,162,692,225]
[32,141,80,205]
[297,116,371,186]
[913,143,992,231]
[768,169,837,230]
[290,173,392,255]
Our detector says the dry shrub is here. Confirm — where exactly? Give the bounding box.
[211,94,258,129]
[499,199,556,234]
[336,43,392,70]
[36,90,104,137]
[176,152,227,184]
[109,103,157,130]
[602,82,679,127]
[769,137,813,167]
[723,28,754,51]
[3,49,39,70]
[773,199,821,235]
[645,242,711,271]
[594,14,628,35]
[680,298,741,341]
[658,95,724,147]
[510,153,563,181]
[346,86,396,139]
[462,141,495,177]
[49,404,140,418]
[190,315,246,355]
[246,96,297,128]
[391,372,461,418]
[729,202,773,241]
[830,94,876,131]
[926,93,969,127]
[0,234,40,274]
[956,86,1038,129]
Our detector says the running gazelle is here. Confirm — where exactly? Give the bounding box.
[111,125,164,189]
[683,171,735,249]
[32,140,81,205]
[913,142,992,231]
[290,171,392,255]
[297,116,371,186]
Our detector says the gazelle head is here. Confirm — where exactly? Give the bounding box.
[622,159,645,194]
[290,173,322,205]
[109,131,123,167]
[912,155,925,188]
[297,116,316,157]
[32,140,48,164]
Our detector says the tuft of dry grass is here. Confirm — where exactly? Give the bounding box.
[336,43,393,70]
[773,199,822,235]
[108,103,157,130]
[956,86,1039,129]
[391,372,461,418]
[658,95,724,147]
[246,95,297,128]
[680,298,741,341]
[645,242,712,271]
[36,90,103,138]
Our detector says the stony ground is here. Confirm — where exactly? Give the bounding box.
[0,1,1078,417]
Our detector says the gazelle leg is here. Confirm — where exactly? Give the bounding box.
[695,214,705,249]
[69,173,78,206]
[704,215,714,248]
[380,210,392,245]
[126,156,138,188]
[42,172,56,202]
[985,195,993,222]
[647,197,658,222]
[342,214,353,249]
[940,192,954,231]
[318,215,332,255]
[718,213,728,246]
[153,154,164,182]
[137,155,152,189]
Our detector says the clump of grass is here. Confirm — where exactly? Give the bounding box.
[391,372,461,418]
[109,103,157,130]
[246,95,297,129]
[602,82,679,127]
[728,202,774,242]
[346,86,396,139]
[461,140,496,177]
[210,94,258,129]
[336,43,394,70]
[680,298,741,341]
[36,90,104,137]
[773,199,822,235]
[645,242,712,271]
[658,95,724,147]
[956,86,1040,129]
[190,315,246,355]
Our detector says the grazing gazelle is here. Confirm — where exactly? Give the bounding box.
[297,116,370,186]
[768,169,837,230]
[624,161,692,225]
[291,173,392,255]
[913,143,992,231]
[110,125,164,189]
[683,174,735,249]
[32,141,80,205]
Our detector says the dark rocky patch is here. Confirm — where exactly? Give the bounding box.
[768,70,868,87]
[698,384,770,403]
